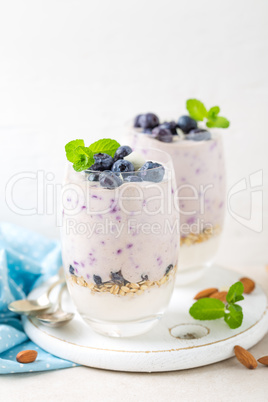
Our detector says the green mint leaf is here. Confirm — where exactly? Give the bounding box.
[65,139,85,162]
[224,304,243,329]
[206,116,230,128]
[186,99,207,121]
[226,281,244,304]
[89,139,120,157]
[72,146,94,172]
[207,106,220,120]
[73,157,88,172]
[189,298,225,320]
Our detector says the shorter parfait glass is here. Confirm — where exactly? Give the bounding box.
[60,148,179,337]
[126,126,226,285]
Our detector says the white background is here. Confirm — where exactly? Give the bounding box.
[1,2,268,399]
[0,0,267,264]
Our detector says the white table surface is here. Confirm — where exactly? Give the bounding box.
[1,257,268,402]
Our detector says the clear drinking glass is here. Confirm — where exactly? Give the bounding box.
[126,127,226,285]
[60,148,179,337]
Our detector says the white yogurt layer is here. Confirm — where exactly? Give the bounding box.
[67,276,175,322]
[179,234,221,270]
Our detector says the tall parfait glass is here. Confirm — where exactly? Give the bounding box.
[61,148,179,337]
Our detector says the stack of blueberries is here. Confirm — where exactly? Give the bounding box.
[87,145,164,189]
[134,113,211,143]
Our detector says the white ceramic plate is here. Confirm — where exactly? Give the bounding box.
[23,265,268,372]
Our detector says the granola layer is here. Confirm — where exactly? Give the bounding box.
[180,225,221,246]
[68,264,176,297]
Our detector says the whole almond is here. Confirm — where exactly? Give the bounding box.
[257,356,268,366]
[194,288,218,300]
[209,291,228,302]
[16,350,38,364]
[239,277,255,294]
[234,345,258,369]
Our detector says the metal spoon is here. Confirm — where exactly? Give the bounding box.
[8,277,65,315]
[35,285,74,327]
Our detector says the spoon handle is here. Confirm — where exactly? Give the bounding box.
[38,278,65,300]
[57,284,67,311]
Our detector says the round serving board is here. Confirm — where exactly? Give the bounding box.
[23,265,268,372]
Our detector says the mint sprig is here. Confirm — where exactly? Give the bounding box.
[224,304,243,329]
[65,138,121,172]
[186,99,230,129]
[65,139,85,163]
[189,298,225,320]
[226,281,244,304]
[89,139,120,157]
[189,281,244,329]
[72,146,95,172]
[186,99,208,121]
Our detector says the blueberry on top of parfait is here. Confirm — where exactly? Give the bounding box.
[151,127,173,143]
[136,113,160,129]
[114,145,132,162]
[99,171,123,189]
[90,153,114,171]
[186,128,211,141]
[134,114,142,128]
[177,115,197,134]
[87,172,100,182]
[124,175,143,182]
[142,128,153,134]
[159,121,178,135]
[139,161,165,183]
[112,160,135,175]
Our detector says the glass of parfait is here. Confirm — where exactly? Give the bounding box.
[61,142,179,337]
[126,111,226,285]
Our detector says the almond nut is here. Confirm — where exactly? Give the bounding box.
[257,356,268,366]
[209,291,228,302]
[239,277,255,294]
[234,345,258,369]
[194,287,219,300]
[16,350,38,364]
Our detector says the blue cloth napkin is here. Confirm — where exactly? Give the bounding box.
[0,222,77,374]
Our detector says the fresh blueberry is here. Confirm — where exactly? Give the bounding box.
[151,127,173,143]
[114,145,133,162]
[69,265,75,275]
[134,114,142,127]
[165,264,173,275]
[159,121,178,135]
[143,128,152,134]
[112,160,135,176]
[110,270,125,284]
[99,171,123,189]
[139,161,165,183]
[93,275,102,285]
[139,113,160,129]
[89,153,113,171]
[186,129,211,141]
[124,175,143,182]
[87,172,99,182]
[177,115,197,134]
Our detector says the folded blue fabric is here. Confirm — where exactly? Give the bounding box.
[0,223,77,374]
